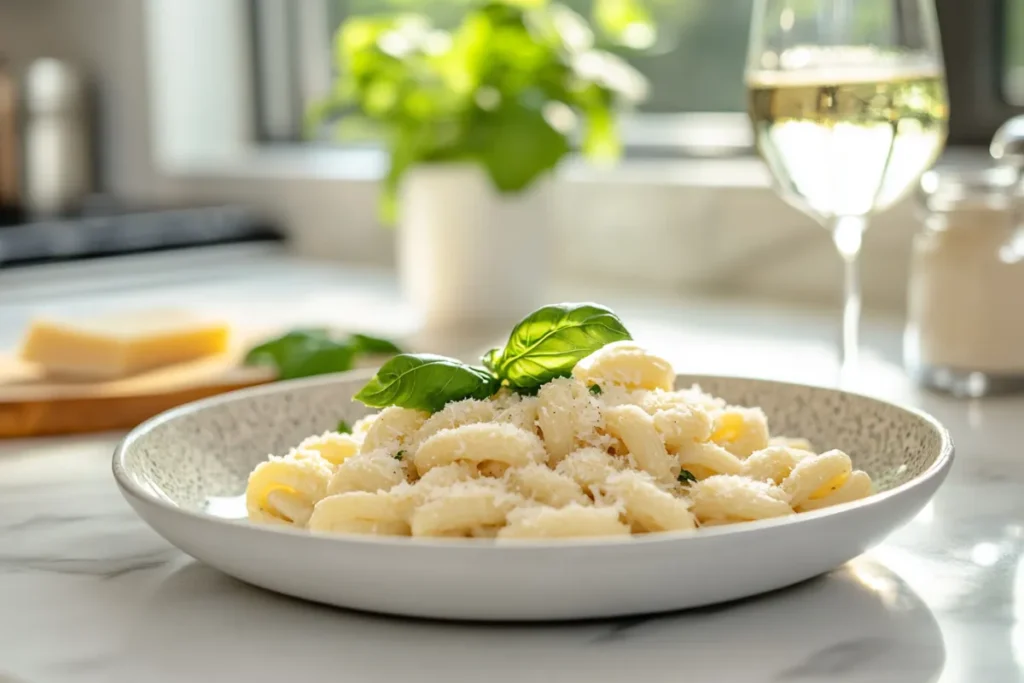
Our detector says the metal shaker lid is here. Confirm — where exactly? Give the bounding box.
[23,58,85,115]
[918,114,1024,212]
[919,164,1019,212]
[991,116,1024,165]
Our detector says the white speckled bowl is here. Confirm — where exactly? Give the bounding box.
[113,372,953,621]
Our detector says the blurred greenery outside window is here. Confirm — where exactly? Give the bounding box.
[253,0,1024,150]
[253,0,758,153]
[325,0,752,115]
[1006,0,1024,104]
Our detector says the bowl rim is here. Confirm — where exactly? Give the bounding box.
[112,370,955,550]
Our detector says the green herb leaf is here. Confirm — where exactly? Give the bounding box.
[491,303,632,393]
[593,0,656,50]
[349,333,403,355]
[471,100,569,193]
[589,384,603,395]
[481,347,502,373]
[354,353,501,413]
[243,328,331,368]
[678,469,697,485]
[276,341,357,380]
[336,420,352,434]
[244,329,356,380]
[245,329,403,381]
[395,450,406,461]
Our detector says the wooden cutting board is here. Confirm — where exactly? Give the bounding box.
[0,348,276,438]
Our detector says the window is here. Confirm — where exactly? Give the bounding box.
[938,0,1024,145]
[1005,0,1024,104]
[322,1,753,114]
[251,0,755,154]
[252,0,1024,152]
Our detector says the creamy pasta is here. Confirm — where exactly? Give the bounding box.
[244,342,874,539]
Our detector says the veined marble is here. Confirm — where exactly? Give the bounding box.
[1,257,1022,682]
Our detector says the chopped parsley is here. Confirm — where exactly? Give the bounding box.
[677,469,697,485]
[588,384,603,395]
[395,450,406,461]
[336,419,352,434]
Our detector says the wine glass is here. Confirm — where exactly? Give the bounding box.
[746,0,949,385]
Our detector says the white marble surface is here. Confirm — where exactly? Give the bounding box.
[1,251,1023,682]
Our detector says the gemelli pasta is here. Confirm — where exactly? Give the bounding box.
[245,343,875,539]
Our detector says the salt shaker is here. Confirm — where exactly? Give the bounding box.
[905,111,1024,398]
[22,58,93,219]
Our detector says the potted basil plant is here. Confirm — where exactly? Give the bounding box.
[312,1,646,328]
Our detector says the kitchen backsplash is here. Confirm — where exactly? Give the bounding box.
[164,157,919,313]
[0,1,60,69]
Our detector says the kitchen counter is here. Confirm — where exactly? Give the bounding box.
[1,249,1022,682]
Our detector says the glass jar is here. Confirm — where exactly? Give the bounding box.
[905,166,1024,396]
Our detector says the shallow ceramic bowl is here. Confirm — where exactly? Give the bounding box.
[114,372,953,621]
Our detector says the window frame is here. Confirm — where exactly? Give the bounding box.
[249,0,334,143]
[937,0,1022,145]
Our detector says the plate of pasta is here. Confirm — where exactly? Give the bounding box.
[114,303,953,621]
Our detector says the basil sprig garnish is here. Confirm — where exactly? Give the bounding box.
[354,303,633,414]
[487,303,632,393]
[354,354,500,413]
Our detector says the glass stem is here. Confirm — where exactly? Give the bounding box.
[831,215,867,386]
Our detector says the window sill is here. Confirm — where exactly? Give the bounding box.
[160,145,990,315]
[163,145,776,188]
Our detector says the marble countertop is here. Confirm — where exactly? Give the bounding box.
[1,249,1023,682]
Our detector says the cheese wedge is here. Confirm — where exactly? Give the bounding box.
[19,309,231,379]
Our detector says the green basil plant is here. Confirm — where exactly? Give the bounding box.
[308,0,649,223]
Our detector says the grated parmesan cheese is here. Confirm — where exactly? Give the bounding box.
[245,342,874,539]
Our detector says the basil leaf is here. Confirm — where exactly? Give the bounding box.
[354,353,500,413]
[678,469,697,485]
[492,303,632,392]
[244,329,357,380]
[472,100,569,193]
[349,333,403,355]
[276,339,357,380]
[243,329,331,368]
[245,329,403,381]
[481,347,502,373]
[589,384,603,395]
[336,420,352,434]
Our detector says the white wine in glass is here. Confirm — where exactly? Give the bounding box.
[746,1,949,384]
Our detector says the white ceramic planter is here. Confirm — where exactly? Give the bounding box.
[398,163,551,329]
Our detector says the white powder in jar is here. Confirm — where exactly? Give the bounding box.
[907,204,1024,374]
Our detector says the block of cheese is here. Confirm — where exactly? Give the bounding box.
[18,309,231,380]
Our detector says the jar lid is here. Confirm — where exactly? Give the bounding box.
[23,58,85,115]
[919,165,1020,212]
